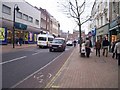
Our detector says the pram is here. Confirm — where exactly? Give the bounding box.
[81,43,86,57]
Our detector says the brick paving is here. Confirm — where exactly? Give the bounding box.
[1,44,36,53]
[47,46,118,88]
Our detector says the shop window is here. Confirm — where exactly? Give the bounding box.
[2,4,11,15]
[111,35,117,42]
[7,30,12,43]
[25,32,28,41]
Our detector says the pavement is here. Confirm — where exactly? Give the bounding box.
[0,44,37,53]
[46,45,119,88]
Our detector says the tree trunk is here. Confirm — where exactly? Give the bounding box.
[78,19,82,53]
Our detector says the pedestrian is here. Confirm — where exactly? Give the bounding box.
[19,37,23,46]
[114,35,120,65]
[111,41,118,59]
[81,41,86,57]
[95,39,101,57]
[102,37,110,57]
[85,37,91,58]
[15,36,19,46]
[73,40,77,47]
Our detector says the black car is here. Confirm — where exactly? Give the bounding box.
[49,38,66,52]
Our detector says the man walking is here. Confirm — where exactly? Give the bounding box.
[102,37,110,57]
[95,39,101,57]
[114,35,120,65]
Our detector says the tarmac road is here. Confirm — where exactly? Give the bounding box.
[2,46,74,88]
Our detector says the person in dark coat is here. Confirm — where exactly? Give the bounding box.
[73,40,77,47]
[15,36,19,46]
[19,37,23,46]
[85,37,91,58]
[95,39,101,57]
[112,41,118,59]
[102,37,110,57]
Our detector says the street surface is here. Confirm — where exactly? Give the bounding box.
[2,46,74,88]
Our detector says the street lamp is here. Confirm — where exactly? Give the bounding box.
[13,4,20,48]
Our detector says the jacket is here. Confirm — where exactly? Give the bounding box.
[102,40,109,47]
[114,41,120,54]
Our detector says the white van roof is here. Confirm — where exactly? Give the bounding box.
[55,37,65,40]
[37,34,54,38]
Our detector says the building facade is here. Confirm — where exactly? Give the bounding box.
[0,0,41,44]
[90,0,110,43]
[109,0,120,43]
[0,0,60,45]
[39,8,50,34]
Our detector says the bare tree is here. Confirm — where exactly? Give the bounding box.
[58,0,91,53]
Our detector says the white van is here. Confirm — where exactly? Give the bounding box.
[37,34,54,48]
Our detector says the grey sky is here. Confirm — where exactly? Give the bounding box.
[25,0,95,34]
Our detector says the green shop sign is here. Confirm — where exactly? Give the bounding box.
[15,22,27,30]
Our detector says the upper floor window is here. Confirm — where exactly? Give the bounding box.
[28,16,33,23]
[2,4,11,15]
[35,19,39,25]
[23,14,28,21]
[17,12,22,19]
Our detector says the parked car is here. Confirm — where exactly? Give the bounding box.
[66,40,73,46]
[49,38,66,52]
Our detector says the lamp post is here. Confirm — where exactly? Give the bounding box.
[13,4,20,48]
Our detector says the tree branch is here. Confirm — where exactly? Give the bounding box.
[81,16,91,25]
[69,2,78,17]
[79,0,86,15]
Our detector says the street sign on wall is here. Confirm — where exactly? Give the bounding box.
[15,22,27,30]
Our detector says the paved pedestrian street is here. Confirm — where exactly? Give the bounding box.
[46,46,118,88]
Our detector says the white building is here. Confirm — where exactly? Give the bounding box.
[90,0,110,42]
[0,0,41,44]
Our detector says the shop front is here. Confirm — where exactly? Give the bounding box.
[109,16,120,43]
[2,18,40,45]
[96,24,109,43]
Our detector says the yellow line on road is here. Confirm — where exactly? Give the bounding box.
[45,48,75,88]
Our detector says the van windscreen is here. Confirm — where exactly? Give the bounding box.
[38,37,46,41]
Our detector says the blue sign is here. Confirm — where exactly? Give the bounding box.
[15,22,27,30]
[92,28,96,36]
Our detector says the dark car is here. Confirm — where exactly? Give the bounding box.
[49,38,66,52]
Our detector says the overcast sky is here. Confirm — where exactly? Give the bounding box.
[25,0,94,34]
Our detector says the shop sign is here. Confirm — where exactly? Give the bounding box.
[91,28,96,36]
[29,32,33,41]
[0,28,5,41]
[96,24,109,36]
[15,22,27,30]
[0,27,7,44]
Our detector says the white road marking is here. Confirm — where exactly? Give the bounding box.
[36,77,40,80]
[39,79,43,83]
[40,75,44,77]
[11,52,64,88]
[33,76,36,78]
[0,56,27,65]
[48,73,52,78]
[32,52,40,55]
